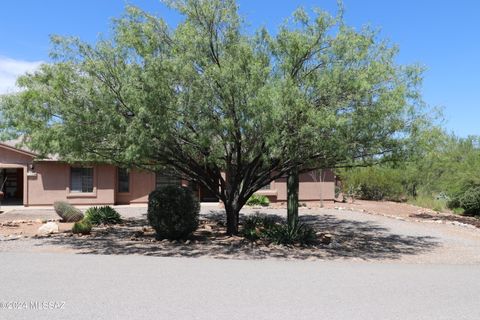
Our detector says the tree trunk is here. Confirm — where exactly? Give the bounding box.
[225,202,239,235]
[287,166,299,228]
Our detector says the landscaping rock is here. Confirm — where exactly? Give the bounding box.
[37,222,59,235]
[320,233,333,245]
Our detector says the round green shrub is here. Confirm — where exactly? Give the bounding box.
[72,219,92,235]
[459,187,480,216]
[147,186,200,240]
[85,206,122,225]
[54,201,84,222]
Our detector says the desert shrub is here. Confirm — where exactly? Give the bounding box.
[241,215,315,245]
[451,207,465,215]
[72,219,92,235]
[148,185,200,240]
[263,222,316,246]
[246,194,270,206]
[408,195,448,212]
[84,206,122,225]
[458,187,480,216]
[447,197,461,210]
[53,201,84,222]
[241,215,276,241]
[340,167,406,201]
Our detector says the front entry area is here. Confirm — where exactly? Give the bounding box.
[0,168,24,205]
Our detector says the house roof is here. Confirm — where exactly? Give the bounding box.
[0,140,38,158]
[0,139,59,160]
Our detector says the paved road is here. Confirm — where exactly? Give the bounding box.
[0,252,479,320]
[1,205,480,319]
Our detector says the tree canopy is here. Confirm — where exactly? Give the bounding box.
[0,0,425,234]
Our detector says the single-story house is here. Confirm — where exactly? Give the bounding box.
[0,141,335,206]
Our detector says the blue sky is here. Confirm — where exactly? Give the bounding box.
[0,0,478,137]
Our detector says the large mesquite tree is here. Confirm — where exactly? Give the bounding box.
[0,0,424,235]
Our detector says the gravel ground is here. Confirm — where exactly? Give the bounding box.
[1,205,479,264]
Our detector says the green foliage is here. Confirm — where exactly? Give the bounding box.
[53,201,84,222]
[147,185,200,240]
[246,194,270,207]
[451,207,465,215]
[263,222,316,246]
[1,0,425,235]
[241,215,276,240]
[457,187,480,216]
[340,166,406,201]
[241,214,315,245]
[72,219,92,235]
[339,131,480,215]
[408,195,448,213]
[84,206,122,225]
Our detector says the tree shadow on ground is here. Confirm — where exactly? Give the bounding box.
[39,210,439,261]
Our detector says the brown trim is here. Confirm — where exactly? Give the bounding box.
[0,143,37,157]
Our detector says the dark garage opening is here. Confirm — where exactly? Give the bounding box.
[0,168,24,205]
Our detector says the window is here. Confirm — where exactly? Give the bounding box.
[70,167,94,193]
[155,172,181,189]
[117,168,130,193]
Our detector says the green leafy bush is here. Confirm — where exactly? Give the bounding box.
[447,197,461,210]
[148,185,200,240]
[340,167,407,202]
[53,201,84,222]
[458,187,480,216]
[84,206,122,225]
[72,219,92,235]
[246,194,270,206]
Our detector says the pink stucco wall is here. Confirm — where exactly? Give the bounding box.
[27,162,117,206]
[256,170,336,202]
[2,144,336,206]
[116,170,156,204]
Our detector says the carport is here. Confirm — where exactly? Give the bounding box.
[0,142,35,207]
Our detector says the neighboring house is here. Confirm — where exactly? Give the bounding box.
[0,141,335,206]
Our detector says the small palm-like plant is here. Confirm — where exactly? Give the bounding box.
[84,206,122,225]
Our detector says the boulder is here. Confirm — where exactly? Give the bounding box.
[37,222,59,235]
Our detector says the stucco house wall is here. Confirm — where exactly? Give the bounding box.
[1,142,336,206]
[27,162,117,206]
[116,170,156,205]
[256,171,336,203]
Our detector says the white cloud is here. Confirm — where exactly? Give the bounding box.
[0,56,43,94]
